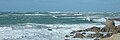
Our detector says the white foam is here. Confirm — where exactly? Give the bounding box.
[0,27,12,31]
[92,18,106,22]
[74,14,83,15]
[24,14,47,16]
[114,21,120,26]
[0,23,105,40]
[52,16,57,18]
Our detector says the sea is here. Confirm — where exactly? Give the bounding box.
[0,12,120,40]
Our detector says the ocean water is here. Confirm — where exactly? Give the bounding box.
[0,12,120,40]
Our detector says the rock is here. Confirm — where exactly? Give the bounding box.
[64,39,69,40]
[94,39,100,40]
[103,33,113,38]
[48,28,52,31]
[82,32,86,34]
[101,27,117,33]
[89,27,101,33]
[117,30,120,33]
[70,34,74,36]
[101,27,110,32]
[73,33,85,38]
[70,31,77,34]
[70,30,83,34]
[105,19,115,28]
[117,25,120,29]
[109,29,117,34]
[111,18,120,21]
[87,34,95,38]
[65,35,70,37]
[87,33,104,38]
[76,30,83,32]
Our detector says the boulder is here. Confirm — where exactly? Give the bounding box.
[101,27,110,32]
[101,27,117,33]
[103,33,113,38]
[65,35,70,37]
[73,33,85,38]
[117,25,120,29]
[94,39,100,40]
[111,18,120,21]
[105,19,115,28]
[89,27,101,33]
[64,39,69,40]
[70,34,74,36]
[109,29,117,34]
[76,30,83,32]
[117,30,120,33]
[82,32,86,34]
[87,33,104,38]
[70,30,83,34]
[48,28,52,31]
[70,31,77,34]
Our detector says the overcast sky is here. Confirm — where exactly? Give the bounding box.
[0,0,120,12]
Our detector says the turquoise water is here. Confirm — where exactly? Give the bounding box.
[0,12,102,25]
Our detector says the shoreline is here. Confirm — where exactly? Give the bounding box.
[65,19,120,40]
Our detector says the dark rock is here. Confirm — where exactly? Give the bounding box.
[73,33,85,38]
[117,30,120,33]
[83,28,90,31]
[84,28,90,31]
[48,28,52,31]
[65,35,69,37]
[70,30,83,34]
[82,32,86,34]
[77,30,83,32]
[64,39,69,40]
[70,34,73,36]
[70,31,77,34]
[94,39,99,40]
[111,18,120,21]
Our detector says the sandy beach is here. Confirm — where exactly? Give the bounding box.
[101,33,120,40]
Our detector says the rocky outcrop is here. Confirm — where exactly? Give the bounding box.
[87,33,104,38]
[105,19,115,28]
[88,27,101,33]
[65,19,120,40]
[103,33,113,38]
[103,19,118,33]
[73,33,85,38]
[111,18,120,21]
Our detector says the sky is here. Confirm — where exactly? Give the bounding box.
[0,0,120,12]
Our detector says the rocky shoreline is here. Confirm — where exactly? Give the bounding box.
[65,19,120,40]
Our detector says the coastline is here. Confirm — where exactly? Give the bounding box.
[65,19,120,40]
